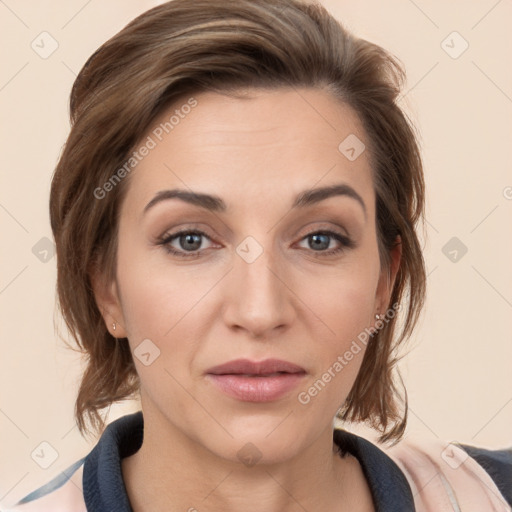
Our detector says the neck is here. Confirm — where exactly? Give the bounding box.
[121,405,373,512]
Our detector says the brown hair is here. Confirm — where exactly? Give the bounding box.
[49,0,426,444]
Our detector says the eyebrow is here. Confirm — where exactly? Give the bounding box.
[143,183,367,218]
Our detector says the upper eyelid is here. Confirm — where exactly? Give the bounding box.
[160,224,348,238]
[159,228,214,244]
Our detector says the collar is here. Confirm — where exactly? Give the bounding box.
[83,411,415,511]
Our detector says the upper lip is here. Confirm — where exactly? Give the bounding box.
[206,358,306,376]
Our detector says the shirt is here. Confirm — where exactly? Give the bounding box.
[5,411,512,511]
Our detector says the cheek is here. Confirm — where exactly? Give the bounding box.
[305,258,379,341]
[115,225,191,337]
[114,230,169,346]
[114,239,218,369]
[311,282,375,375]
[295,257,380,399]
[294,292,375,417]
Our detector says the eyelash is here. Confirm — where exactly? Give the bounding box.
[157,228,355,259]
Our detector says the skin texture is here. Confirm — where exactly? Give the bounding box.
[93,87,401,511]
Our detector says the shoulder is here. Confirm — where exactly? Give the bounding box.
[4,412,143,512]
[3,458,86,512]
[458,442,512,504]
[384,436,512,511]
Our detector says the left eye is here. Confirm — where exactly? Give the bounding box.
[297,230,352,255]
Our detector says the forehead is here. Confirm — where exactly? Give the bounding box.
[122,87,374,215]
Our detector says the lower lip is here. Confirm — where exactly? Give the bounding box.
[206,373,306,402]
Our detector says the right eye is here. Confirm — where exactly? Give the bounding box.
[157,229,215,259]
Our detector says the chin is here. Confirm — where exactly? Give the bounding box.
[208,415,313,465]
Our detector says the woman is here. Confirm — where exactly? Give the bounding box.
[8,0,511,510]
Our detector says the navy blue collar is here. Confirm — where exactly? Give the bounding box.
[333,429,415,510]
[83,411,415,511]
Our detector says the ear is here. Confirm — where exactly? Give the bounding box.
[90,266,127,338]
[375,235,402,314]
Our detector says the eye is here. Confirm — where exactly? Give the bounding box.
[297,230,354,256]
[157,229,214,258]
[157,228,355,259]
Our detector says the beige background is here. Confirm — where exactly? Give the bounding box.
[1,0,511,507]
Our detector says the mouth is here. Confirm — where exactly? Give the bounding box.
[205,358,306,402]
[206,358,306,376]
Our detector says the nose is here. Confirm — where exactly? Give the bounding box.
[222,240,295,338]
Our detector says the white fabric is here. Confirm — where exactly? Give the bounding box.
[386,438,511,511]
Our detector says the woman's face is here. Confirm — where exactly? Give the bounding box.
[95,87,399,463]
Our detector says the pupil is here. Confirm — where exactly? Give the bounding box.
[182,233,201,251]
[311,234,328,250]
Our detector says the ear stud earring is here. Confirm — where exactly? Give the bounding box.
[112,322,117,331]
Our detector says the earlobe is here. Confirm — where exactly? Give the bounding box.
[89,268,127,338]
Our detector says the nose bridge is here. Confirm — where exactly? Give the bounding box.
[224,234,292,336]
